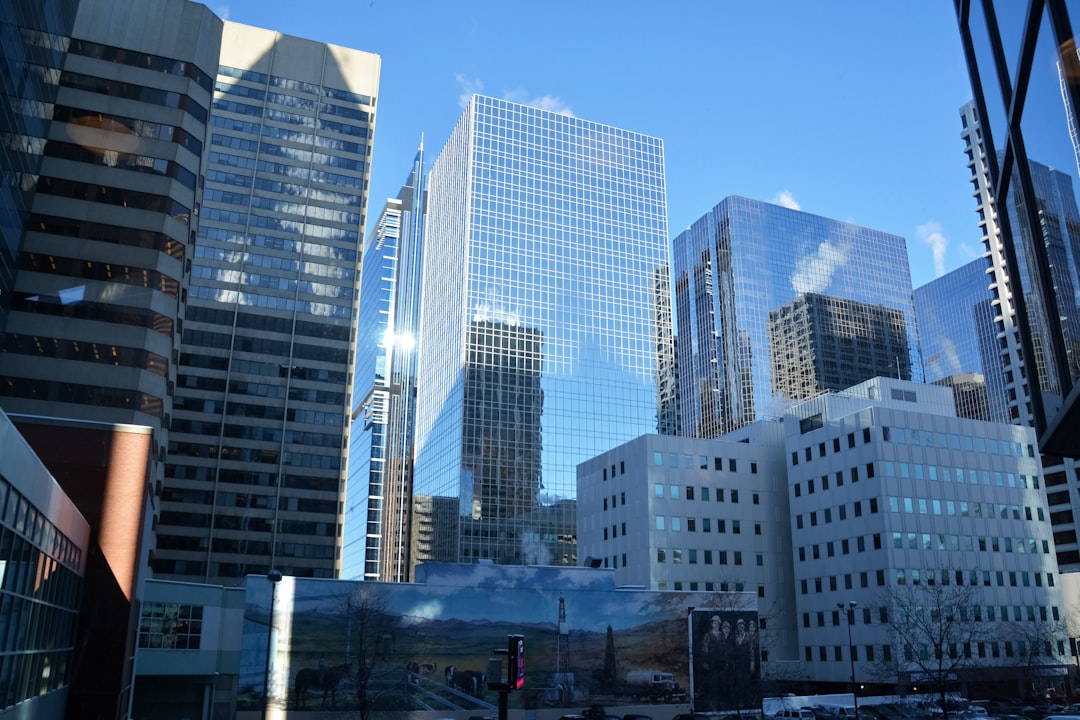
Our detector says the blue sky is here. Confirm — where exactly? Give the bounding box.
[216,1,979,289]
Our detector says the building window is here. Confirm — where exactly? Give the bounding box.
[138,602,203,649]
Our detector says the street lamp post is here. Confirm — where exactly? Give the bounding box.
[838,601,859,720]
[262,570,283,720]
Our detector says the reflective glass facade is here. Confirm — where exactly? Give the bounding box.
[673,197,921,437]
[158,22,379,584]
[915,258,1006,422]
[412,95,672,567]
[0,0,77,343]
[345,144,424,582]
[955,0,1080,570]
[955,0,1080,450]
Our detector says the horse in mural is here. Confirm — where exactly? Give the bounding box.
[294,661,352,710]
[445,665,486,698]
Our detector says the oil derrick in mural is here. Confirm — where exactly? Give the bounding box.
[602,625,618,693]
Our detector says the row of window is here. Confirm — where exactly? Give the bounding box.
[791,425,1036,469]
[54,105,203,157]
[651,452,758,474]
[72,38,214,93]
[0,378,163,418]
[653,484,760,503]
[792,427,873,465]
[793,464,873,496]
[795,497,878,528]
[207,151,366,191]
[167,441,341,468]
[888,496,1044,521]
[2,333,168,376]
[884,426,1034,457]
[217,66,372,106]
[177,352,348,384]
[45,138,197,190]
[653,516,762,534]
[197,225,358,262]
[29,213,184,260]
[656,547,764,568]
[61,70,208,124]
[11,293,174,338]
[804,637,1067,664]
[186,284,354,320]
[180,329,348,365]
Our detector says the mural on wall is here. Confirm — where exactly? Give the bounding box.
[237,564,760,715]
[689,608,761,712]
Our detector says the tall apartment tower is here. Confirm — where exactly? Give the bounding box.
[158,23,379,584]
[345,144,424,582]
[411,95,673,567]
[672,197,921,438]
[914,258,1006,422]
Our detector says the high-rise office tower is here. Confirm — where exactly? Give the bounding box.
[0,0,80,343]
[672,196,921,438]
[345,144,424,582]
[158,22,379,584]
[411,95,672,567]
[914,258,1006,423]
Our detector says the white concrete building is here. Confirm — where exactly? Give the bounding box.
[577,422,799,667]
[578,378,1068,693]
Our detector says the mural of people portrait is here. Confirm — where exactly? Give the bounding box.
[690,608,760,712]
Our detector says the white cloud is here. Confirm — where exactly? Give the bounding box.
[455,74,484,109]
[772,190,800,210]
[916,221,949,277]
[503,88,575,116]
[958,241,982,260]
[790,241,849,294]
[216,4,230,20]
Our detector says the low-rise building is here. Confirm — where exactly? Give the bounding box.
[577,377,1067,697]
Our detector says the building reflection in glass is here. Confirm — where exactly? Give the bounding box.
[673,196,920,438]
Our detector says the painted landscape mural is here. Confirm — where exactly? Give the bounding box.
[237,564,759,717]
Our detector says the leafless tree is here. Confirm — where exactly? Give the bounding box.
[1001,616,1070,700]
[874,582,987,720]
[338,585,398,720]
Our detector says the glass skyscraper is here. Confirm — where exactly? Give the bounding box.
[673,196,921,438]
[412,95,672,567]
[158,21,380,584]
[915,258,1006,422]
[345,143,424,582]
